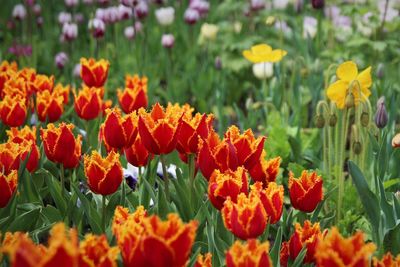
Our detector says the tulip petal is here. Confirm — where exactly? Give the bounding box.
[138,116,161,154]
[141,236,174,267]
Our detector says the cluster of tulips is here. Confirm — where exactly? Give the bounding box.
[0,58,399,267]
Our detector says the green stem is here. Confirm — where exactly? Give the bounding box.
[262,78,269,126]
[60,164,65,196]
[188,153,196,211]
[160,154,170,201]
[102,195,106,232]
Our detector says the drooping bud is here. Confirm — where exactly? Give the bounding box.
[374,96,388,129]
[345,94,355,108]
[315,114,325,128]
[360,112,369,127]
[352,141,362,155]
[328,113,337,127]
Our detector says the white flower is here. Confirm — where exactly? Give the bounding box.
[12,4,27,20]
[124,26,135,40]
[303,16,318,39]
[58,11,72,24]
[273,0,289,9]
[200,23,218,40]
[62,22,78,41]
[155,7,175,26]
[161,34,175,48]
[252,62,274,80]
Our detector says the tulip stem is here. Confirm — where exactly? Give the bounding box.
[102,195,106,232]
[60,164,65,196]
[188,154,196,212]
[159,155,170,201]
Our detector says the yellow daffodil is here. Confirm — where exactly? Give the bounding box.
[243,44,287,64]
[326,61,372,109]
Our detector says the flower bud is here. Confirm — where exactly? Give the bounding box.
[360,112,369,127]
[89,18,106,38]
[55,52,69,70]
[36,17,43,27]
[252,62,273,80]
[315,114,325,128]
[155,7,175,26]
[12,4,27,20]
[376,63,384,79]
[345,94,355,108]
[161,34,175,49]
[58,12,72,25]
[392,133,400,149]
[33,4,41,16]
[62,22,78,41]
[65,0,79,7]
[215,57,222,70]
[135,1,149,19]
[250,0,266,11]
[311,0,324,9]
[184,8,200,25]
[328,113,337,127]
[352,141,362,155]
[124,26,135,40]
[375,96,388,129]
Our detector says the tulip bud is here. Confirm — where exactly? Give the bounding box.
[62,22,78,41]
[184,8,200,25]
[353,141,362,154]
[58,12,72,24]
[328,113,337,127]
[161,34,174,49]
[375,97,388,129]
[12,4,27,20]
[124,26,135,40]
[392,133,400,148]
[311,0,324,9]
[135,1,149,19]
[360,112,369,127]
[315,114,325,128]
[65,0,79,7]
[155,7,175,26]
[250,0,266,11]
[36,17,43,27]
[89,18,106,38]
[215,57,222,70]
[120,0,135,7]
[33,4,41,16]
[252,62,273,80]
[345,94,355,108]
[55,52,69,69]
[376,63,384,79]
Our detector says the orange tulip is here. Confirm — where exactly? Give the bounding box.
[80,58,110,88]
[113,206,198,267]
[36,90,64,122]
[0,69,17,97]
[0,170,18,208]
[2,77,29,99]
[208,167,248,210]
[222,191,267,239]
[100,108,138,150]
[41,123,82,169]
[84,151,123,195]
[79,234,119,267]
[226,239,272,267]
[30,74,54,93]
[0,142,24,175]
[288,170,323,213]
[1,232,46,267]
[177,112,214,158]
[53,83,70,104]
[7,126,36,143]
[197,131,239,180]
[249,153,281,186]
[112,205,147,237]
[0,60,18,72]
[315,227,376,267]
[225,125,265,170]
[138,103,185,155]
[0,94,27,127]
[124,134,153,167]
[280,220,324,266]
[252,182,283,224]
[74,86,103,120]
[373,252,400,267]
[194,253,212,267]
[117,75,148,114]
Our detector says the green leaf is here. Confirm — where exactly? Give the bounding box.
[348,161,381,236]
[8,208,40,232]
[290,246,307,267]
[270,227,282,267]
[383,178,400,189]
[311,186,337,223]
[42,205,63,223]
[383,223,400,255]
[43,170,67,214]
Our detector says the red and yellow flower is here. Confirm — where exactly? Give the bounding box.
[112,205,147,237]
[197,131,239,180]
[84,151,123,195]
[249,152,281,186]
[252,182,283,224]
[74,86,103,120]
[194,253,212,267]
[222,191,267,240]
[226,239,272,267]
[225,125,265,170]
[373,252,400,267]
[117,74,148,114]
[30,74,54,93]
[36,90,64,122]
[124,135,153,167]
[2,77,29,98]
[53,83,70,104]
[0,170,18,208]
[80,58,110,88]
[138,103,187,155]
[6,126,36,143]
[0,60,18,72]
[79,234,119,267]
[0,94,27,127]
[315,227,376,267]
[177,112,214,159]
[280,220,324,266]
[41,123,82,169]
[208,167,248,210]
[0,142,24,175]
[288,170,323,213]
[100,108,138,150]
[113,206,198,267]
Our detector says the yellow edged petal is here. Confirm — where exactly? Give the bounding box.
[336,61,358,82]
[326,80,348,109]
